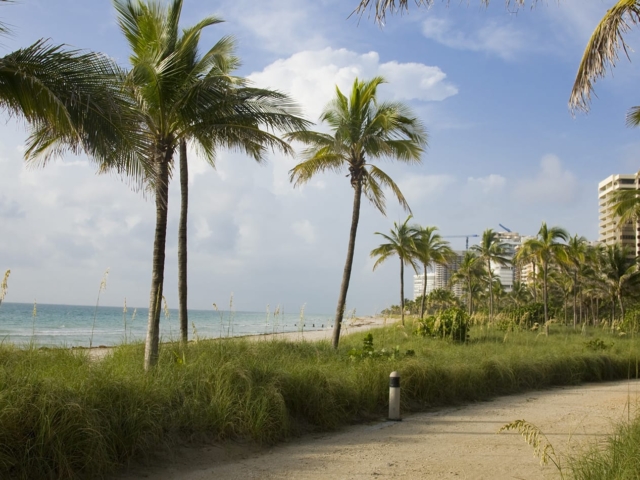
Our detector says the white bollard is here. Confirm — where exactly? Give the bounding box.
[388,371,401,421]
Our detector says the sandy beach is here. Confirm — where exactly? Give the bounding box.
[84,315,391,360]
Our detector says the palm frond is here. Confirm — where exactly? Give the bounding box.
[367,164,411,212]
[289,151,345,187]
[570,0,640,113]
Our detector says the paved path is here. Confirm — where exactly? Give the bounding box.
[120,379,640,479]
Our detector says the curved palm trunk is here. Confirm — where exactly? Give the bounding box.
[420,263,427,318]
[178,139,188,344]
[332,181,362,349]
[144,151,172,371]
[400,259,405,326]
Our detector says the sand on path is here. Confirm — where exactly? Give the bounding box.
[119,379,640,480]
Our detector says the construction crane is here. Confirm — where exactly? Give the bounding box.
[498,224,512,233]
[442,234,479,250]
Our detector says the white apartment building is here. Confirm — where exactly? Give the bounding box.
[413,250,464,300]
[598,173,638,255]
[493,231,534,291]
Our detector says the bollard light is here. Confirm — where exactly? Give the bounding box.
[388,371,401,421]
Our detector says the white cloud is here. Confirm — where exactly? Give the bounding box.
[515,154,578,205]
[291,220,316,244]
[248,48,458,121]
[422,16,526,60]
[467,174,506,194]
[223,0,328,55]
[397,174,456,204]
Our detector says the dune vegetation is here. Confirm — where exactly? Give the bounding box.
[0,320,638,479]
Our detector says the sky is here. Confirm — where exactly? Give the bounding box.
[0,0,638,315]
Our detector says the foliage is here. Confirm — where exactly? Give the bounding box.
[568,413,640,479]
[503,303,545,330]
[2,323,640,478]
[347,333,413,360]
[414,306,469,342]
[584,338,613,351]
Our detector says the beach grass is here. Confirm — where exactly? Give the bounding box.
[0,321,639,479]
[567,413,640,479]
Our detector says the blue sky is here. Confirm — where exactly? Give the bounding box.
[0,0,637,314]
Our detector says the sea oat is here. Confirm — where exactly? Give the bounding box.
[0,270,9,307]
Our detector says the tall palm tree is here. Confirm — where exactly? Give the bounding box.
[112,0,307,368]
[167,21,308,345]
[370,216,419,326]
[470,229,510,322]
[412,225,454,318]
[287,76,427,348]
[559,235,589,328]
[450,250,485,315]
[521,222,568,328]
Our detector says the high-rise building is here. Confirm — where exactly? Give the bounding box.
[493,231,532,292]
[598,173,638,255]
[413,250,464,300]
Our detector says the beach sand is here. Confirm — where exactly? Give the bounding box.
[85,315,391,360]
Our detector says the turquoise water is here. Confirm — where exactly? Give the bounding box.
[0,303,334,347]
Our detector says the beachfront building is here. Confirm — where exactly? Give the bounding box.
[413,250,464,300]
[598,173,639,256]
[490,231,535,291]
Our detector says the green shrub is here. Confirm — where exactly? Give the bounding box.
[415,307,469,342]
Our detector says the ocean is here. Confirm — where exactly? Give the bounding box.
[0,302,335,348]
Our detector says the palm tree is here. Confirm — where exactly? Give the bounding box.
[370,216,419,326]
[508,280,531,307]
[427,288,459,313]
[167,21,307,346]
[521,223,568,329]
[412,225,454,318]
[450,251,485,315]
[0,0,144,180]
[287,76,427,348]
[560,235,589,328]
[599,243,639,322]
[111,0,307,368]
[569,0,640,117]
[470,229,510,322]
[514,243,539,303]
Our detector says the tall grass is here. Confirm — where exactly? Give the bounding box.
[0,322,638,479]
[568,414,640,479]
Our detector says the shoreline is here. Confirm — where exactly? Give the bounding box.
[82,315,392,360]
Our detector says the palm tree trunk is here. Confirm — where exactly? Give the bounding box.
[487,259,493,322]
[400,259,405,326]
[178,139,188,345]
[332,181,362,349]
[144,151,171,371]
[618,292,625,323]
[532,263,537,302]
[420,264,427,318]
[467,276,472,316]
[543,260,549,335]
[572,272,577,329]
